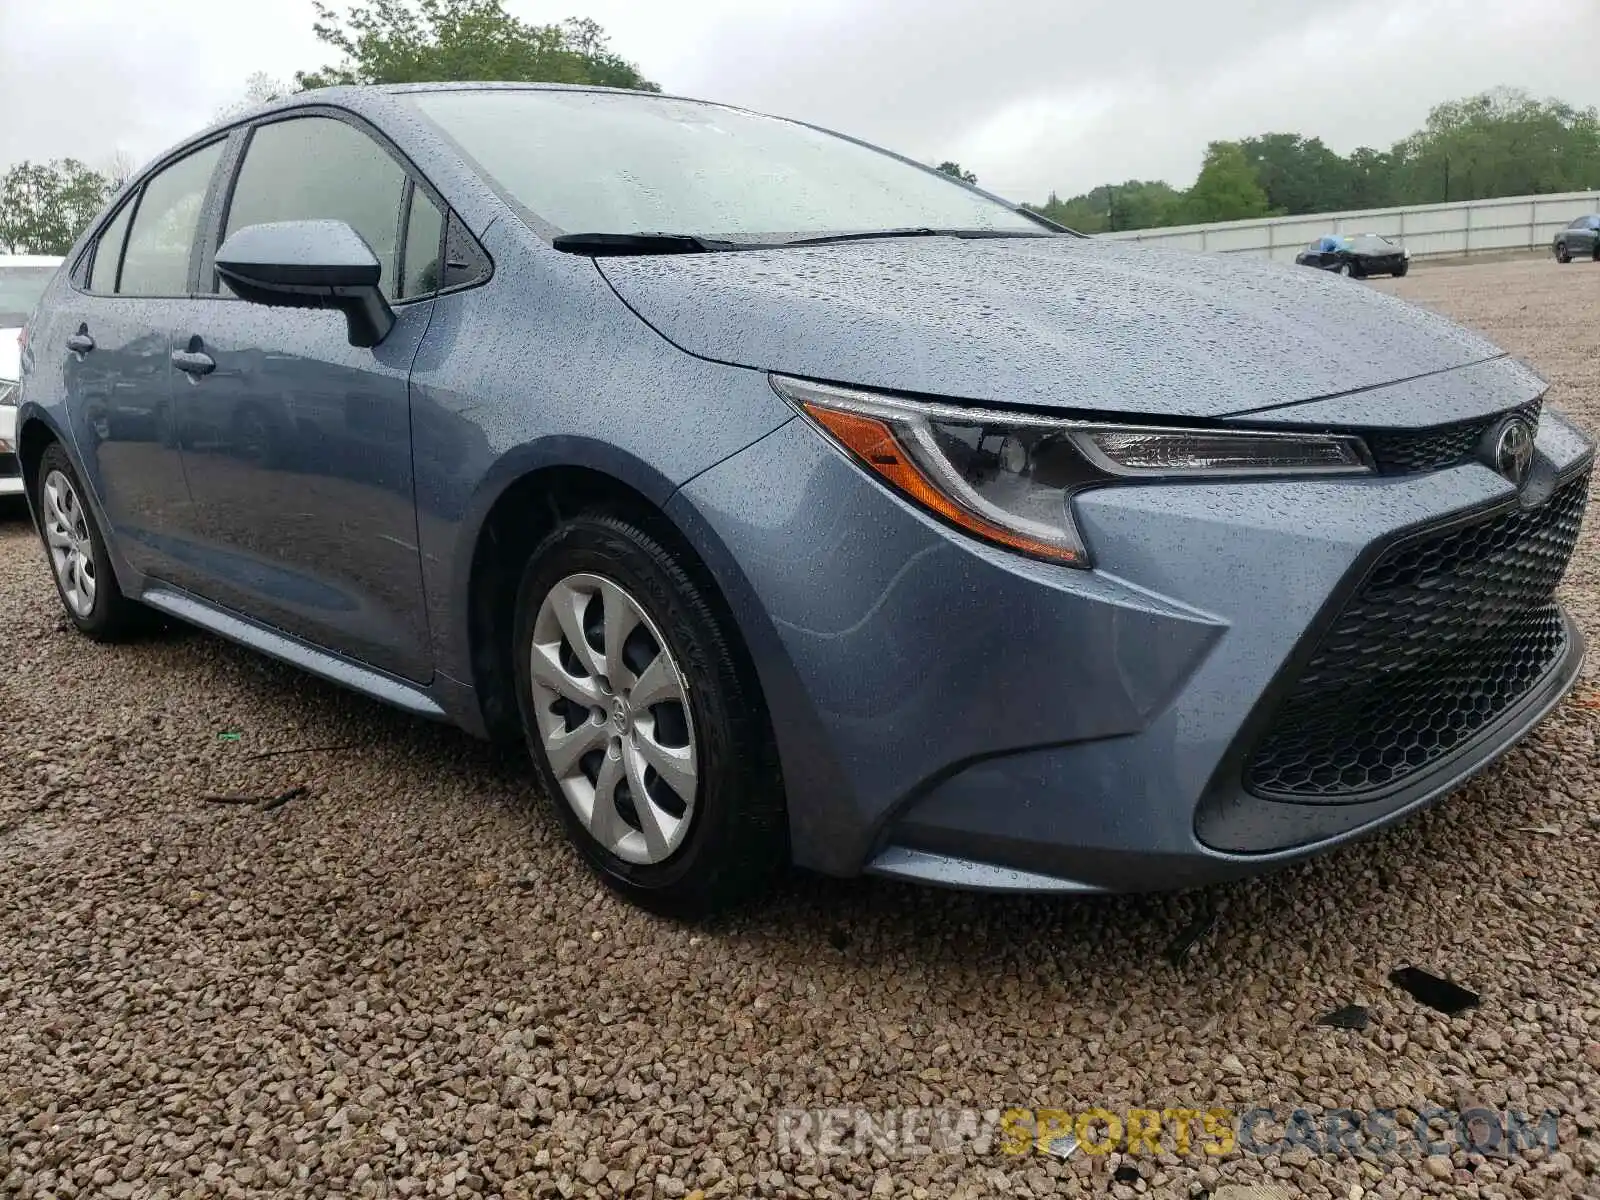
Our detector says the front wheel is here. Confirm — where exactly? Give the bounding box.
[1393,262,1409,277]
[512,511,788,915]
[1338,262,1354,277]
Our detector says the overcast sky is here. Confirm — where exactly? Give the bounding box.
[2,0,1596,202]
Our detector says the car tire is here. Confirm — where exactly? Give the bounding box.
[512,510,788,916]
[1555,241,1570,263]
[34,443,150,642]
[1393,262,1409,278]
[1337,262,1354,277]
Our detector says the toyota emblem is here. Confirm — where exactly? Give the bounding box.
[1488,416,1535,488]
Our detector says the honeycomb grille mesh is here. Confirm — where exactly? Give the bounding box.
[1245,472,1588,800]
[1366,399,1542,474]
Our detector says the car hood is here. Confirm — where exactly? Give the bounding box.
[597,236,1504,421]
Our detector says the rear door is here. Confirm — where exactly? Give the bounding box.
[54,139,227,582]
[169,112,443,682]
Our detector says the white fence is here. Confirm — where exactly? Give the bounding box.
[1099,190,1600,263]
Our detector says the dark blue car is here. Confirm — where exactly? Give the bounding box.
[15,84,1592,912]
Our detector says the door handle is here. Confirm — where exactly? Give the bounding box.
[66,330,95,355]
[171,349,216,376]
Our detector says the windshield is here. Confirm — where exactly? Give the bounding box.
[1346,234,1395,250]
[0,265,56,326]
[407,89,1044,242]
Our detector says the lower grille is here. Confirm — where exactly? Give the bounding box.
[1245,472,1588,801]
[0,452,17,478]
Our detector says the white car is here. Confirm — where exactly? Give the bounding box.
[1,254,64,497]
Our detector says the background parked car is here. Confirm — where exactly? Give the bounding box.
[1553,214,1600,262]
[0,255,65,499]
[1294,233,1410,278]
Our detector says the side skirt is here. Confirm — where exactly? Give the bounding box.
[139,584,448,720]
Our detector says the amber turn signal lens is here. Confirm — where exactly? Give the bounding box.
[801,401,1084,565]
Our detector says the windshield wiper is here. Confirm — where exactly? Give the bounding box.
[551,227,1059,256]
[551,232,745,256]
[777,227,1056,247]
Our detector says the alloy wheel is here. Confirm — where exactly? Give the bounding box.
[528,572,698,865]
[41,469,97,619]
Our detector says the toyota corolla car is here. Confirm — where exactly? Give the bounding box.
[1,255,64,498]
[13,85,1592,913]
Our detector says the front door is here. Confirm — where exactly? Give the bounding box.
[171,113,446,683]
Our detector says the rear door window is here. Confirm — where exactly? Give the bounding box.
[119,141,225,296]
[89,201,135,294]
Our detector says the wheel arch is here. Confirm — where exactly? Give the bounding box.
[456,446,784,758]
[16,409,73,529]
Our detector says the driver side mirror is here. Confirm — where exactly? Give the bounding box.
[215,219,395,348]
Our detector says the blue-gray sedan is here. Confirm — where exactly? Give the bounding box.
[13,84,1592,913]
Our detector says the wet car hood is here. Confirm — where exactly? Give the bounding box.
[597,235,1505,421]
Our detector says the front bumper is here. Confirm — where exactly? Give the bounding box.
[669,401,1594,893]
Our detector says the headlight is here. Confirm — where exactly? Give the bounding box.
[773,376,1372,568]
[0,381,15,407]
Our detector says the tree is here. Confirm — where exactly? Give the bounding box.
[296,0,657,92]
[1026,84,1600,232]
[1029,180,1180,233]
[215,71,291,122]
[936,161,977,184]
[0,160,113,255]
[103,150,137,192]
[1238,133,1356,215]
[1343,146,1394,211]
[1178,142,1270,224]
[1388,87,1600,204]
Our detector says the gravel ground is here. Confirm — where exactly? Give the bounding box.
[3,256,1600,1200]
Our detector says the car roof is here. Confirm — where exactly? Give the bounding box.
[0,254,65,268]
[148,82,801,182]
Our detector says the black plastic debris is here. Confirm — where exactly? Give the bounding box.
[256,785,308,812]
[201,785,307,812]
[1166,906,1218,966]
[1389,966,1480,1015]
[1317,1004,1370,1030]
[246,743,356,761]
[1112,1165,1141,1183]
